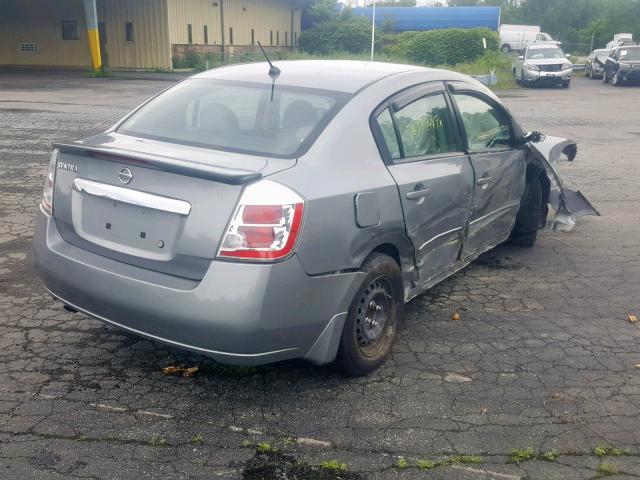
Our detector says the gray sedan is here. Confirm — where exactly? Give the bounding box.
[33,61,597,375]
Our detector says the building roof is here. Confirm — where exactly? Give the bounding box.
[193,60,429,93]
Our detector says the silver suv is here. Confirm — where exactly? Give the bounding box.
[514,45,573,88]
[34,61,597,375]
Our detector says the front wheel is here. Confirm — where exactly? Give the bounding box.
[337,253,403,376]
[509,173,546,248]
[502,44,511,53]
[612,71,623,86]
[562,80,571,88]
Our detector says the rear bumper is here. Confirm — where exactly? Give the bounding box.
[33,209,363,365]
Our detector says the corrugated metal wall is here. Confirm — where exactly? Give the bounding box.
[351,6,501,32]
[168,0,301,48]
[97,0,171,70]
[0,0,92,67]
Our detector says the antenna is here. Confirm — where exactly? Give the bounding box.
[257,41,281,101]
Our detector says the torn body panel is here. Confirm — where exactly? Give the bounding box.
[527,135,600,231]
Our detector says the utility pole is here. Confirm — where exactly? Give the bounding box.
[370,0,377,61]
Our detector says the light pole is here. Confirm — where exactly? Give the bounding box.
[370,0,377,61]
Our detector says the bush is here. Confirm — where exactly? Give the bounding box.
[299,16,387,55]
[395,28,499,65]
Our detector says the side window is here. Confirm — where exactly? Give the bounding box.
[453,94,513,152]
[392,93,458,158]
[375,108,401,160]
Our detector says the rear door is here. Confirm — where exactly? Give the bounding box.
[372,82,474,285]
[448,83,526,258]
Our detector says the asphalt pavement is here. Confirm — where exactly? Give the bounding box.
[1,71,639,479]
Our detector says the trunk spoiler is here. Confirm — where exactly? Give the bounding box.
[53,142,263,185]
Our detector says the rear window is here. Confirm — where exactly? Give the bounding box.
[118,79,350,158]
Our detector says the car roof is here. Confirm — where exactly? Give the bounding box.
[528,44,561,50]
[192,60,431,94]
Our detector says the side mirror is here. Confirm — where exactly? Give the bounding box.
[521,131,545,144]
[565,54,571,59]
[518,55,524,60]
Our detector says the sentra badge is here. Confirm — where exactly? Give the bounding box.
[57,162,78,173]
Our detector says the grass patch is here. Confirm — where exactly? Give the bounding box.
[597,462,619,476]
[594,445,626,457]
[395,457,408,469]
[417,459,437,470]
[449,454,482,465]
[320,460,348,473]
[148,434,168,447]
[256,442,279,454]
[541,450,559,461]
[190,433,204,445]
[509,447,536,464]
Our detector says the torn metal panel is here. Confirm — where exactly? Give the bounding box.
[527,134,600,232]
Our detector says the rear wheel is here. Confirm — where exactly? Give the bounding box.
[509,173,546,248]
[502,44,511,53]
[337,253,403,376]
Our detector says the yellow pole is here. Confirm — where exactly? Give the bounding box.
[87,28,102,71]
[82,0,102,71]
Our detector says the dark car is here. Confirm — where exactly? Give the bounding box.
[603,45,640,86]
[585,49,609,79]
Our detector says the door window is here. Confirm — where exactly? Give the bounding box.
[453,94,513,152]
[375,108,401,160]
[393,93,458,158]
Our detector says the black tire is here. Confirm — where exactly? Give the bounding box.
[502,44,511,53]
[509,173,546,248]
[337,253,403,376]
[612,71,623,87]
[562,80,570,88]
[520,71,527,88]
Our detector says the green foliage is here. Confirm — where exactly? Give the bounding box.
[417,459,437,470]
[541,450,559,461]
[597,462,619,476]
[509,447,536,464]
[595,445,625,457]
[320,460,348,472]
[190,433,204,445]
[395,28,499,65]
[449,455,483,464]
[300,16,380,55]
[395,457,408,469]
[256,442,279,454]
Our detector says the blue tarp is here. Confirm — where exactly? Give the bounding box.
[350,6,501,32]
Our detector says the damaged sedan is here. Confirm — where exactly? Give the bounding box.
[33,61,598,375]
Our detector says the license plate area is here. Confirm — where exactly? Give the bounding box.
[71,190,184,261]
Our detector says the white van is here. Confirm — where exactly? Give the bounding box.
[500,25,560,53]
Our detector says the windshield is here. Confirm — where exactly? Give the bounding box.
[594,49,609,59]
[619,48,640,61]
[527,48,565,59]
[118,79,350,158]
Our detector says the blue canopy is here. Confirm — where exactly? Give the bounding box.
[350,6,501,32]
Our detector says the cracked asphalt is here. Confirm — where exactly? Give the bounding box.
[1,71,639,480]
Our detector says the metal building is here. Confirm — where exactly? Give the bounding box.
[0,0,309,71]
[351,6,501,32]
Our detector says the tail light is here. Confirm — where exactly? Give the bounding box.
[41,149,58,214]
[218,180,304,261]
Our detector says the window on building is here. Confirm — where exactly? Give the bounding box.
[285,32,288,46]
[61,21,79,40]
[204,25,208,44]
[251,29,255,45]
[270,31,273,46]
[276,31,280,46]
[125,22,134,42]
[294,32,298,46]
[187,24,193,44]
[229,27,233,45]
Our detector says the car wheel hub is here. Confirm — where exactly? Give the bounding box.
[356,279,393,353]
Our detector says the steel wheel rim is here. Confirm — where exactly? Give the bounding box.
[354,276,395,358]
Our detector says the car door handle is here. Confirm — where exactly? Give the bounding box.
[477,177,492,186]
[406,188,430,200]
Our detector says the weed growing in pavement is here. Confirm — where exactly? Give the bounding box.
[509,447,536,464]
[190,433,204,445]
[417,459,437,470]
[594,445,626,457]
[321,460,348,472]
[148,434,168,447]
[395,457,408,469]
[449,454,482,464]
[541,450,559,461]
[597,462,619,476]
[256,442,279,454]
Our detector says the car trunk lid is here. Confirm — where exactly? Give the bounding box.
[51,133,295,280]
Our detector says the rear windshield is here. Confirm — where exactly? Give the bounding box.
[619,48,640,60]
[527,48,565,59]
[118,79,350,158]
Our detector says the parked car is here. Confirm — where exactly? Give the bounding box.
[606,33,634,50]
[33,61,598,375]
[585,49,610,79]
[500,24,559,53]
[603,45,640,86]
[514,45,573,88]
